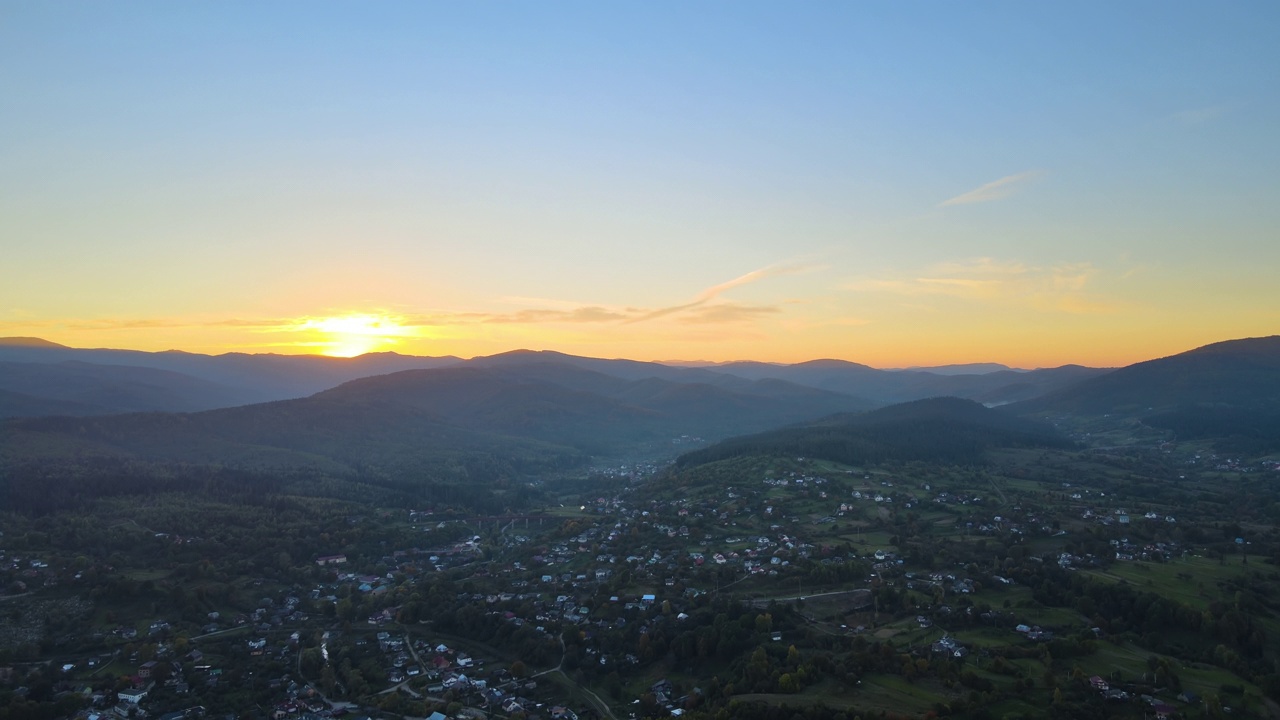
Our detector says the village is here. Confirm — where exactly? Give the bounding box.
[4,444,1261,720]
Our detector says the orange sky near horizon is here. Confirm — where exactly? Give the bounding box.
[3,4,1278,370]
[5,300,1274,370]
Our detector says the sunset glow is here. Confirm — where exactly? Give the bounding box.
[293,315,416,358]
[1,4,1277,367]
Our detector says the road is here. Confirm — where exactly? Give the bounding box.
[531,633,617,720]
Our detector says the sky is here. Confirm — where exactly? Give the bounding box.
[2,2,1278,368]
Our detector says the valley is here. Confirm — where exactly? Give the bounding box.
[2,337,1279,720]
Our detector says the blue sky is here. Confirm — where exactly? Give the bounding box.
[2,2,1278,365]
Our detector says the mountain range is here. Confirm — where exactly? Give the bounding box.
[0,356,872,481]
[2,335,1278,486]
[0,338,1108,419]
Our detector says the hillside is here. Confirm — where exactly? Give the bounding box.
[1015,336,1280,415]
[675,396,1072,470]
[0,360,875,487]
[1011,336,1280,452]
[0,360,259,417]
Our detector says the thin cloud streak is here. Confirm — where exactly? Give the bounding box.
[846,257,1121,315]
[625,263,817,324]
[680,303,781,324]
[939,171,1042,207]
[6,264,808,341]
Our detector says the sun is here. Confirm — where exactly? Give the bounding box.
[297,314,413,357]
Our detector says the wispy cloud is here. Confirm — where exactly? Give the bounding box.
[4,264,815,342]
[680,303,781,324]
[939,171,1042,207]
[847,257,1119,315]
[625,263,816,324]
[479,306,632,324]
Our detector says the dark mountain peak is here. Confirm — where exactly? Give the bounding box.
[897,362,1016,375]
[1182,335,1280,360]
[477,348,576,362]
[793,358,878,371]
[0,337,68,348]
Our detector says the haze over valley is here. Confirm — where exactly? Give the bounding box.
[3,4,1279,720]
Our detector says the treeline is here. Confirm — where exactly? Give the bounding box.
[1015,560,1276,685]
[0,456,547,516]
[0,458,284,514]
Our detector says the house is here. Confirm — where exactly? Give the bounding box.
[1089,676,1109,691]
[118,689,148,704]
[315,554,348,566]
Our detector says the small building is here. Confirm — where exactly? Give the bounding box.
[118,689,148,704]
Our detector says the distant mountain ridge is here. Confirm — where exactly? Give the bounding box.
[708,358,1106,406]
[0,358,874,481]
[0,360,256,416]
[0,337,1107,419]
[894,362,1018,375]
[0,340,461,416]
[0,337,69,348]
[5,334,1280,503]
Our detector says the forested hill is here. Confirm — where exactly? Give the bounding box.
[675,396,1073,470]
[707,358,1108,406]
[1012,335,1280,415]
[1010,335,1280,453]
[0,360,873,482]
